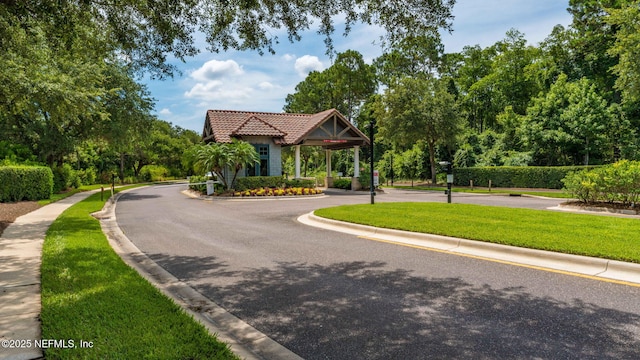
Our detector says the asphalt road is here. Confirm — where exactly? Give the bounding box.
[115,186,640,359]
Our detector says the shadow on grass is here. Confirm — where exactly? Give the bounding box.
[41,242,238,359]
[148,254,640,360]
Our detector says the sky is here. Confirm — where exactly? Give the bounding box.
[142,0,573,133]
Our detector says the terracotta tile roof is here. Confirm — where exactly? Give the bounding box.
[204,108,364,146]
[231,116,287,137]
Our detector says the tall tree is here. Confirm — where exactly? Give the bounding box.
[376,76,461,183]
[284,50,376,123]
[520,75,620,165]
[607,2,640,106]
[567,0,632,102]
[374,34,444,85]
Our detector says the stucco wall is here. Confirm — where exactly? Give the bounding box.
[239,136,282,177]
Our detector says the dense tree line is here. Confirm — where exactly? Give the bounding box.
[284,0,640,183]
[1,0,454,190]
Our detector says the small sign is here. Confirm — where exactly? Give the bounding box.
[447,174,454,184]
[323,139,348,143]
[373,170,379,186]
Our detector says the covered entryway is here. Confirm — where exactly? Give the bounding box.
[202,108,369,188]
[290,110,369,189]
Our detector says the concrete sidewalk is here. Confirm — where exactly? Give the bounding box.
[0,191,96,360]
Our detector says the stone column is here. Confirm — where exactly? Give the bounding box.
[325,149,333,187]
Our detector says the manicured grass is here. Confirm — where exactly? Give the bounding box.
[315,202,640,263]
[41,190,239,359]
[386,185,573,199]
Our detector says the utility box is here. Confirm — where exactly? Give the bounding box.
[206,180,215,195]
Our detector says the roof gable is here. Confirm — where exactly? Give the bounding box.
[203,109,369,149]
[232,116,287,137]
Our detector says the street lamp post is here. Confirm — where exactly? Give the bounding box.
[439,161,453,203]
[369,121,375,205]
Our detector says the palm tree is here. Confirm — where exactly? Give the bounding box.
[189,140,259,190]
[227,139,259,189]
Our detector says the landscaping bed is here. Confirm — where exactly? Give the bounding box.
[0,200,41,236]
[560,201,640,215]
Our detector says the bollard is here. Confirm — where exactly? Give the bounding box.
[470,180,474,191]
[488,179,492,192]
[101,186,104,201]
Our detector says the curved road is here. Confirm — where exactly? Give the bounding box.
[116,186,640,359]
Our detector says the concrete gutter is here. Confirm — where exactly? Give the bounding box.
[298,212,640,286]
[95,189,303,360]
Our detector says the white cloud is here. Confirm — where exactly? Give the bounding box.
[158,108,172,116]
[294,55,324,77]
[282,53,296,61]
[190,59,244,81]
[258,81,277,90]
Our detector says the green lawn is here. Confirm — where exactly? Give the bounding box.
[40,190,239,359]
[315,202,640,263]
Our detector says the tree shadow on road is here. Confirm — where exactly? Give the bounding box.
[148,255,640,360]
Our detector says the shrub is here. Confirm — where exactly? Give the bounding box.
[563,160,640,205]
[453,166,599,189]
[0,165,53,202]
[333,178,352,190]
[235,176,285,191]
[284,178,315,189]
[53,163,81,192]
[188,176,208,193]
[77,167,97,185]
[140,165,170,182]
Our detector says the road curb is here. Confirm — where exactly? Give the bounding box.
[95,188,303,360]
[299,212,640,285]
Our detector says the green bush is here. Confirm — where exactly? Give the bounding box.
[188,176,208,193]
[453,166,599,189]
[77,167,97,185]
[284,178,315,188]
[140,165,170,182]
[0,165,53,202]
[233,176,316,191]
[333,178,352,190]
[235,176,285,191]
[562,160,640,205]
[53,163,81,192]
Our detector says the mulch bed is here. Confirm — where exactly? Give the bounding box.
[0,201,41,237]
[561,201,639,215]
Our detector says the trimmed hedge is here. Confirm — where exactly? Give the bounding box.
[333,178,352,190]
[0,165,53,202]
[235,176,315,191]
[453,166,599,189]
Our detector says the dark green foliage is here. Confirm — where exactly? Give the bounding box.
[453,166,599,189]
[139,165,170,182]
[188,175,208,193]
[235,176,285,191]
[0,165,53,202]
[562,160,640,205]
[52,163,81,193]
[333,178,352,190]
[285,178,316,189]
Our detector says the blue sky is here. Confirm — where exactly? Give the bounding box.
[143,0,572,133]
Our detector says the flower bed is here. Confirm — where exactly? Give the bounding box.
[232,187,322,197]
